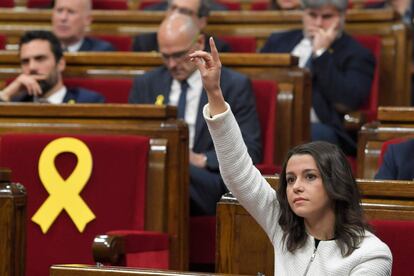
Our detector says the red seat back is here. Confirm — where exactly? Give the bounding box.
[93,0,128,10]
[370,220,414,276]
[353,35,381,122]
[217,0,241,10]
[64,77,132,103]
[91,35,132,51]
[27,0,51,8]
[218,35,257,53]
[0,0,14,7]
[0,34,6,50]
[252,79,279,174]
[0,133,150,275]
[250,1,269,10]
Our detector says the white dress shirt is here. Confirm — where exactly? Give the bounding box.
[169,71,203,149]
[34,86,67,104]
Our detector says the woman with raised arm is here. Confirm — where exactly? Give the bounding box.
[190,37,392,275]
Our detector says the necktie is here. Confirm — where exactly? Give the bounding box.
[177,80,189,119]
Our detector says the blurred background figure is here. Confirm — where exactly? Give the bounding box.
[52,0,115,51]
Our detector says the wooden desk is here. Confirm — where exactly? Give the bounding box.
[0,103,188,270]
[0,51,311,165]
[216,176,414,276]
[0,8,410,106]
[357,106,414,179]
[50,264,246,276]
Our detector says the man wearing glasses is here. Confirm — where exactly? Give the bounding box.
[129,14,262,216]
[133,0,230,53]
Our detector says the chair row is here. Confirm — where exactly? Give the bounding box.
[0,8,409,106]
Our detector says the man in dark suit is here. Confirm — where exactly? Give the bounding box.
[129,14,261,215]
[375,139,414,180]
[261,0,375,155]
[0,31,104,103]
[133,0,231,53]
[52,0,115,52]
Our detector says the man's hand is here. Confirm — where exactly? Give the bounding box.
[190,151,207,168]
[0,74,46,102]
[309,18,340,53]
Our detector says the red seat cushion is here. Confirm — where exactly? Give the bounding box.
[64,77,132,103]
[218,35,257,53]
[92,35,132,51]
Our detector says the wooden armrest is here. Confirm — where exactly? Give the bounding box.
[344,111,366,131]
[93,234,126,266]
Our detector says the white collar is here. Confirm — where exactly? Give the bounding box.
[34,86,67,104]
[66,39,84,52]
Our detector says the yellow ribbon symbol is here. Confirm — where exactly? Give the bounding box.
[155,94,165,105]
[32,137,95,233]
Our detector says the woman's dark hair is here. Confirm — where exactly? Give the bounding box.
[277,141,370,256]
[19,30,63,63]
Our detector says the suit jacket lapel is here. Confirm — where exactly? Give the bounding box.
[158,68,173,104]
[193,88,208,148]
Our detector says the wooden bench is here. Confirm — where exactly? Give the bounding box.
[49,264,247,276]
[0,51,311,165]
[0,8,409,106]
[357,106,414,179]
[216,176,414,276]
[0,103,188,270]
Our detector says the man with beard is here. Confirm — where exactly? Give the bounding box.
[0,30,104,103]
[129,14,262,215]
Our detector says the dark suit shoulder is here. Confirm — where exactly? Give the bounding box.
[132,32,158,52]
[80,37,115,52]
[261,29,303,53]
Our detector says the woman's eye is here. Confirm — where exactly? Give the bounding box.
[286,177,295,184]
[306,174,316,181]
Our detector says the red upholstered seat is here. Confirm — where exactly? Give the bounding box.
[0,133,168,275]
[252,79,280,175]
[370,220,414,276]
[353,35,381,123]
[0,0,14,7]
[93,0,128,10]
[0,34,6,50]
[64,77,132,103]
[218,35,257,53]
[26,0,51,8]
[217,0,241,10]
[28,0,128,9]
[250,1,269,10]
[91,35,132,51]
[137,0,164,9]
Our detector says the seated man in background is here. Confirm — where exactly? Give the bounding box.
[129,13,262,215]
[261,0,375,155]
[375,138,414,180]
[0,30,104,103]
[133,0,231,53]
[52,0,115,51]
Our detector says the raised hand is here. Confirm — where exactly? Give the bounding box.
[190,37,227,116]
[0,74,46,101]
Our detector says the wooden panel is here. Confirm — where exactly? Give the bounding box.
[0,51,311,165]
[0,180,26,276]
[0,104,188,270]
[216,176,414,275]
